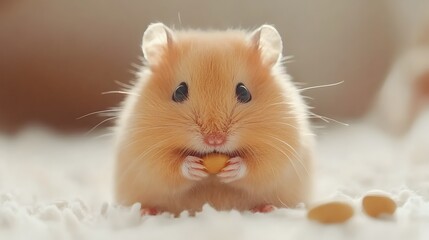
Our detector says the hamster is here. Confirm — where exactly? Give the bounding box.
[114,23,315,215]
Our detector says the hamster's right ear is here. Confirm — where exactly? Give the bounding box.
[142,23,175,65]
[249,25,283,66]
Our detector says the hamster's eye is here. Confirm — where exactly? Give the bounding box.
[172,82,188,103]
[236,83,251,103]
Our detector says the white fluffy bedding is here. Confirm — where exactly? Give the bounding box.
[1,112,429,240]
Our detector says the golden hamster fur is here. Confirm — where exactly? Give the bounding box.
[114,23,315,215]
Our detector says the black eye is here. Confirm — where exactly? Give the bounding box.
[236,83,251,103]
[172,82,188,102]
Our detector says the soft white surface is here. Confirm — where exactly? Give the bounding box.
[1,112,429,240]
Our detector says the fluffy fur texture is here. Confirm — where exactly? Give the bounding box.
[114,23,314,215]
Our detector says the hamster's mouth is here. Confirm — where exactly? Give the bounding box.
[182,149,240,158]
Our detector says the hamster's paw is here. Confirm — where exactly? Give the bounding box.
[181,156,208,181]
[141,207,161,216]
[251,204,276,213]
[217,157,247,183]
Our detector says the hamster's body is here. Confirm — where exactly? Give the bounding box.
[114,23,314,215]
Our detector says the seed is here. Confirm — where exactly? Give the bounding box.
[362,194,396,218]
[202,153,229,174]
[307,201,354,224]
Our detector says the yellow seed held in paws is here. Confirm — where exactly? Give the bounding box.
[307,202,354,224]
[202,153,229,174]
[362,194,396,218]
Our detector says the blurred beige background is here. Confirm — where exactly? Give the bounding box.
[1,0,427,133]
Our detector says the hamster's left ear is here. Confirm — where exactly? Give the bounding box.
[249,25,283,66]
[142,23,175,65]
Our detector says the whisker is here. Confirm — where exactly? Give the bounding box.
[115,80,134,89]
[262,140,303,184]
[85,116,118,135]
[279,55,294,64]
[266,135,309,174]
[268,144,302,183]
[302,96,314,100]
[298,81,344,92]
[133,137,176,163]
[308,112,349,126]
[130,62,143,72]
[116,137,176,185]
[276,194,290,208]
[126,149,174,191]
[90,130,116,141]
[77,109,121,120]
[240,120,300,131]
[102,90,140,97]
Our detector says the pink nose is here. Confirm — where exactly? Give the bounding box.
[204,132,226,146]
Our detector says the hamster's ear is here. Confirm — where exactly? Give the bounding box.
[249,25,283,66]
[142,23,175,65]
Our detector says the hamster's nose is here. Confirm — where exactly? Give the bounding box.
[204,132,226,146]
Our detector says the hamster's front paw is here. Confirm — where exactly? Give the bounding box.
[217,157,247,183]
[181,156,209,181]
[141,207,161,216]
[250,204,276,213]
